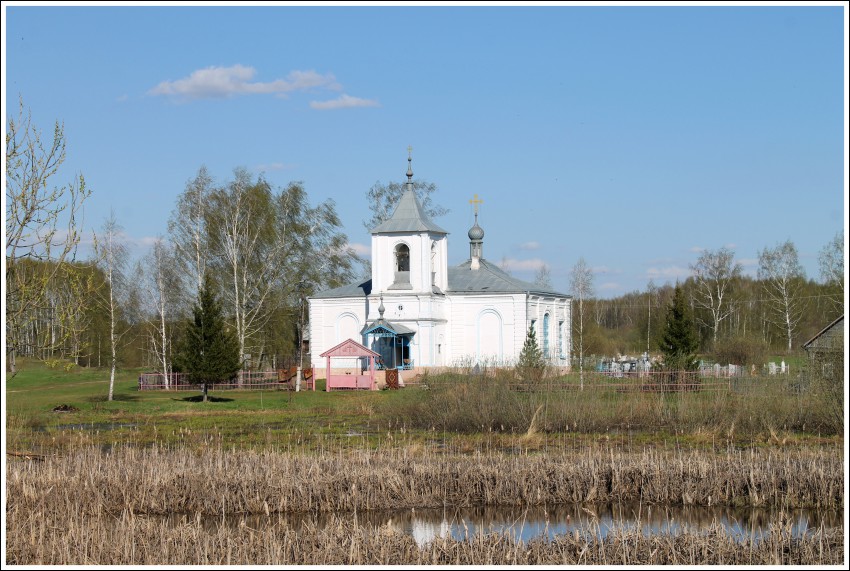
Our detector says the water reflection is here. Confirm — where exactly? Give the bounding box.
[161,503,841,547]
[374,503,841,546]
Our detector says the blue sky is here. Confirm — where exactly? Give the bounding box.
[4,3,847,298]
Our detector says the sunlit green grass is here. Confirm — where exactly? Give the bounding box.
[5,359,840,454]
[4,359,422,452]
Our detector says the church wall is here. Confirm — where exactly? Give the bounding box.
[429,235,449,291]
[308,297,368,371]
[526,296,572,369]
[310,293,449,373]
[446,293,525,366]
[365,292,449,368]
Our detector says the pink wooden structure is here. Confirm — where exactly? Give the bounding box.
[319,338,379,392]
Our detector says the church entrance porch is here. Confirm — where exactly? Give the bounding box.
[373,334,414,370]
[362,323,415,371]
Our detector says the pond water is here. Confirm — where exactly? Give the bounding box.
[163,502,842,547]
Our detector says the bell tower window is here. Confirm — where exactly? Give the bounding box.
[390,243,412,289]
[396,244,410,272]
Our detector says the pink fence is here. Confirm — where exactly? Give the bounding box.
[138,370,280,391]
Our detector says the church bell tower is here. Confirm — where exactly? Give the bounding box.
[370,149,449,294]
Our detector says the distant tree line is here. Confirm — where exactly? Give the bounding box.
[571,238,844,368]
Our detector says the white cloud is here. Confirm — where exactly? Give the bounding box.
[689,246,704,253]
[309,93,380,110]
[348,242,371,257]
[500,257,547,272]
[149,65,340,100]
[254,162,296,172]
[599,282,622,291]
[646,265,691,280]
[519,241,540,251]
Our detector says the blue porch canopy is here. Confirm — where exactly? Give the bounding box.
[361,319,415,370]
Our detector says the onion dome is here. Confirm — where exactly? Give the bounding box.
[468,215,484,241]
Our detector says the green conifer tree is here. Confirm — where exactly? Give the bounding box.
[175,275,241,401]
[517,324,546,382]
[659,283,699,373]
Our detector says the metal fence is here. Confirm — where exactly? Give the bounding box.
[512,371,732,393]
[138,370,282,391]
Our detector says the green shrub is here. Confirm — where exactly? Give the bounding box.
[712,336,769,368]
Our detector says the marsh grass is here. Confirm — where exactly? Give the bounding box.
[6,444,842,518]
[392,369,840,438]
[6,504,844,565]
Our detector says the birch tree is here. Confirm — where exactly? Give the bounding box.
[168,166,212,302]
[92,213,130,401]
[758,240,807,352]
[534,264,553,289]
[645,279,658,353]
[5,99,90,373]
[818,230,844,316]
[569,257,594,390]
[279,183,361,295]
[206,170,275,364]
[137,238,181,387]
[50,262,99,364]
[689,247,742,346]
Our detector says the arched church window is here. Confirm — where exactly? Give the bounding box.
[395,244,410,272]
[543,313,550,359]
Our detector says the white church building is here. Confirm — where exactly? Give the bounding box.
[308,155,571,379]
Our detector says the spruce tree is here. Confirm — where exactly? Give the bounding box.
[175,275,241,401]
[659,283,699,373]
[517,325,546,382]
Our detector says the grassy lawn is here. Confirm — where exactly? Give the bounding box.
[5,360,420,452]
[5,359,841,454]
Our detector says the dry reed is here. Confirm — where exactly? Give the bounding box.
[7,444,844,565]
[6,444,842,517]
[6,509,843,565]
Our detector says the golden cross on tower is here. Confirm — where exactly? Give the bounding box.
[469,194,484,215]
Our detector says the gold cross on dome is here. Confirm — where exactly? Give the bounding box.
[407,145,413,157]
[469,194,484,214]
